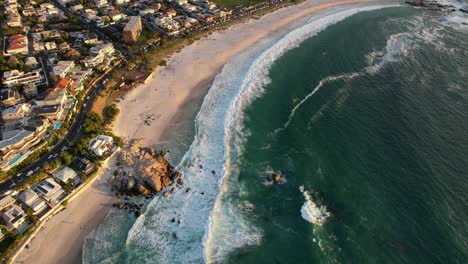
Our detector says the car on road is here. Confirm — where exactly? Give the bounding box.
[26,171,34,177]
[4,190,14,195]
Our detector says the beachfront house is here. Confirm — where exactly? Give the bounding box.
[18,189,48,214]
[72,157,96,175]
[53,166,80,185]
[33,178,65,206]
[88,135,114,156]
[0,204,27,232]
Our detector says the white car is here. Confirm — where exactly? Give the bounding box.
[26,171,34,176]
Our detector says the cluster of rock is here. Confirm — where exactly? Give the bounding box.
[405,0,468,13]
[267,172,282,184]
[110,139,183,198]
[113,198,145,217]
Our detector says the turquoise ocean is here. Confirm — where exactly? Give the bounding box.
[83,1,468,263]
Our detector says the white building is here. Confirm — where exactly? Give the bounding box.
[1,103,31,120]
[18,189,48,214]
[44,41,58,51]
[88,135,114,156]
[81,43,115,68]
[54,166,78,184]
[52,61,75,79]
[153,16,180,34]
[34,89,67,107]
[70,4,83,13]
[34,178,65,205]
[57,0,74,5]
[0,204,27,231]
[2,70,43,87]
[0,195,15,211]
[83,9,97,21]
[114,0,130,5]
[24,57,39,68]
[93,0,109,7]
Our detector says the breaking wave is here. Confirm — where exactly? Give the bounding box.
[84,3,401,264]
[203,3,401,263]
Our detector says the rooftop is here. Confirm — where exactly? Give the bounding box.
[124,16,141,31]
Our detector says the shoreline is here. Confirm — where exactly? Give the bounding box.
[113,0,382,148]
[14,154,118,264]
[15,0,387,263]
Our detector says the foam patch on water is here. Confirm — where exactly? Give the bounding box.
[433,0,468,28]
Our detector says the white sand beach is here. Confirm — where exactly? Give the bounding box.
[15,0,381,263]
[113,0,379,147]
[14,156,117,264]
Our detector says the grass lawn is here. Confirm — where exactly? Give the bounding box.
[91,92,109,118]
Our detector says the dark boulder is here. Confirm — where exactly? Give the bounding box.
[271,173,281,184]
[177,178,184,186]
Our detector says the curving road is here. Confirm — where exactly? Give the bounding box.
[0,63,119,193]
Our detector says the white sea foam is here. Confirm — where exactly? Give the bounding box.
[300,186,331,225]
[204,4,401,263]
[433,0,468,28]
[98,3,401,264]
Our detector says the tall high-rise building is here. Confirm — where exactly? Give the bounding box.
[123,16,142,43]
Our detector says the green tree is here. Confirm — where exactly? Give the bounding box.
[83,112,104,134]
[60,151,73,165]
[103,104,120,123]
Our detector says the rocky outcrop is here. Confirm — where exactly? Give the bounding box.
[110,139,182,197]
[137,183,151,196]
[271,173,281,184]
[405,0,462,13]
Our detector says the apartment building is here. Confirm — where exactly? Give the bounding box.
[2,70,43,87]
[123,16,142,43]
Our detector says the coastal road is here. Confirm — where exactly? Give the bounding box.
[0,64,117,193]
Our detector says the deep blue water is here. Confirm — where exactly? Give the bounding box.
[225,5,468,264]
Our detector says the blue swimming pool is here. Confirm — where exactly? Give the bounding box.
[53,122,63,130]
